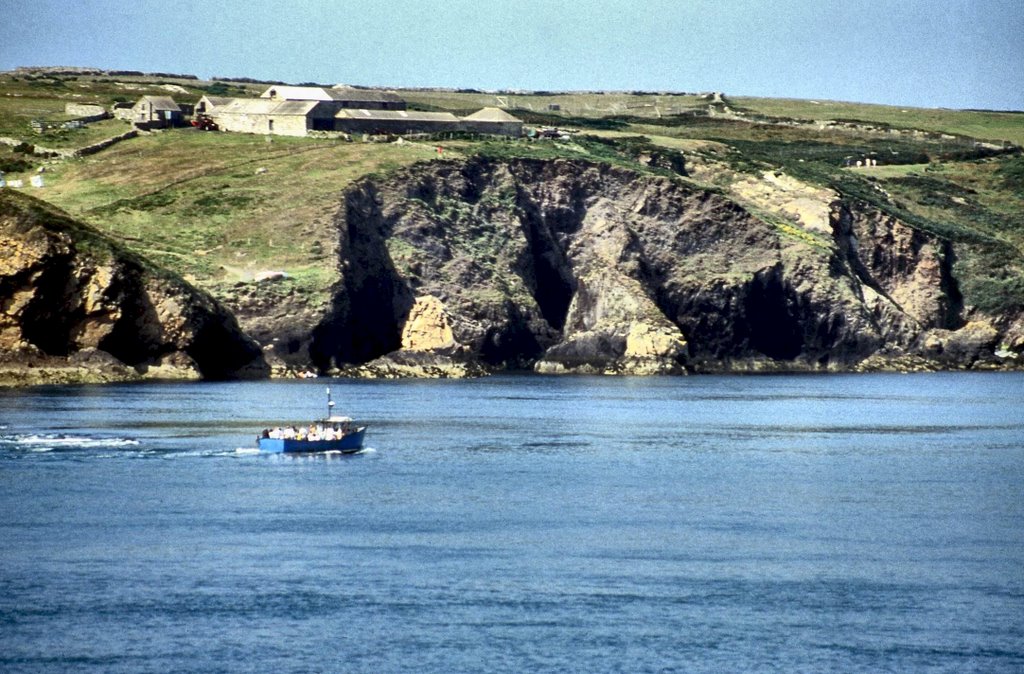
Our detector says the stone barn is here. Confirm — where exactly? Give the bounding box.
[211,99,339,136]
[334,109,461,135]
[129,96,183,128]
[461,108,524,136]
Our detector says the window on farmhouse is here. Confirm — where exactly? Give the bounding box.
[269,119,274,132]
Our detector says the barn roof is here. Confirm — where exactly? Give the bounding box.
[272,100,323,115]
[260,85,333,101]
[217,99,277,115]
[463,107,522,123]
[198,95,233,107]
[335,109,459,122]
[261,85,405,105]
[216,99,322,116]
[137,96,181,112]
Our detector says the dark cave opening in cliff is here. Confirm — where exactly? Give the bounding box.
[530,257,574,332]
[743,274,803,361]
[185,320,267,380]
[348,275,412,363]
[311,275,413,370]
[18,261,79,357]
[96,277,159,367]
[98,318,153,367]
[309,251,414,370]
[519,207,576,333]
[478,302,546,368]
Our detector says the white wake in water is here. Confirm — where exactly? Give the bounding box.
[1,433,140,453]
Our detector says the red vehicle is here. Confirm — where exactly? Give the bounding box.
[191,114,218,131]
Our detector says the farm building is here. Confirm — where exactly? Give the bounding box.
[334,109,461,135]
[260,85,406,110]
[127,96,183,128]
[198,93,524,138]
[195,95,233,115]
[462,108,524,136]
[211,99,340,136]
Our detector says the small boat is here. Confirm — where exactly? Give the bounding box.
[257,387,367,454]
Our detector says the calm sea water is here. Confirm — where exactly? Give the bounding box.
[1,373,1022,673]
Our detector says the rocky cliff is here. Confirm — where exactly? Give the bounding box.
[307,157,1022,375]
[4,154,1018,386]
[0,191,268,385]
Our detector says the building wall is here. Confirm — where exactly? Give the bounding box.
[272,115,311,136]
[213,112,310,136]
[333,118,462,135]
[461,121,524,137]
[129,101,182,128]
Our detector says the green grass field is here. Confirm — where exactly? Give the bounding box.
[34,130,444,287]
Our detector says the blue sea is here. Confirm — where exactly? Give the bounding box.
[1,373,1022,672]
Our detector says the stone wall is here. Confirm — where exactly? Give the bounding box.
[0,130,138,159]
[64,103,110,123]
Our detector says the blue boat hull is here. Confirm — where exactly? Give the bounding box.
[258,428,366,454]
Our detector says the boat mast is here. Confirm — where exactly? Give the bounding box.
[326,386,335,419]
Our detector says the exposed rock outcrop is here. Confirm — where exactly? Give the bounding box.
[0,191,269,386]
[401,295,457,351]
[307,156,1021,375]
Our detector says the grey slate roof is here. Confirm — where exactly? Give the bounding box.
[215,99,321,116]
[199,95,233,107]
[261,85,405,105]
[335,109,459,122]
[137,96,181,112]
[272,100,323,115]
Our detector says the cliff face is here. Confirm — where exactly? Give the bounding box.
[309,157,1020,375]
[0,191,268,385]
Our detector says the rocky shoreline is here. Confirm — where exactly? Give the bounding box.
[3,348,1021,389]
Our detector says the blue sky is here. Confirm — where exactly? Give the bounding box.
[3,0,1022,110]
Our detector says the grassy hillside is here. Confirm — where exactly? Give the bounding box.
[35,130,447,301]
[729,97,1024,147]
[2,68,1022,317]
